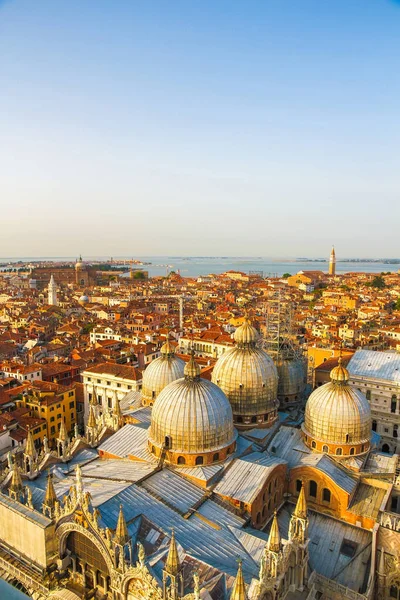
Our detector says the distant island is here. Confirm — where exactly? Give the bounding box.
[297,258,400,264]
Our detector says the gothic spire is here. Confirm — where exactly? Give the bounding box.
[230,559,247,600]
[87,404,97,428]
[294,481,307,519]
[115,504,129,546]
[268,511,281,553]
[43,471,57,513]
[58,419,68,442]
[165,529,180,576]
[9,462,23,498]
[25,427,37,459]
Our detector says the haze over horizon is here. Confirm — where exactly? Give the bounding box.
[1,0,399,258]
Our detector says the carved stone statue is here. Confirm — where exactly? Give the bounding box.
[43,436,49,454]
[75,464,83,499]
[193,571,200,600]
[26,487,34,509]
[138,542,146,568]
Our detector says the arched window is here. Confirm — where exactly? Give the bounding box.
[66,531,109,577]
[372,420,377,432]
[274,478,278,489]
[345,433,350,443]
[382,443,390,454]
[322,488,331,503]
[251,416,257,423]
[336,448,343,456]
[213,453,220,462]
[350,447,355,455]
[309,480,317,498]
[390,584,398,599]
[236,416,243,423]
[391,395,397,414]
[296,479,302,492]
[262,506,266,517]
[311,440,316,449]
[195,456,204,465]
[322,445,328,453]
[366,390,371,401]
[177,456,186,465]
[394,425,398,439]
[164,436,171,449]
[268,481,272,494]
[274,492,277,504]
[256,512,261,524]
[268,499,271,511]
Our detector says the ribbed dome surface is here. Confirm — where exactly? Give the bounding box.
[212,345,278,417]
[234,318,259,345]
[149,376,236,454]
[276,358,306,398]
[141,346,185,406]
[303,380,371,445]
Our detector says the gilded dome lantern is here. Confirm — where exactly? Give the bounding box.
[211,317,279,429]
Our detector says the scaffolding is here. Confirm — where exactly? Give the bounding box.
[265,289,301,361]
[265,289,308,406]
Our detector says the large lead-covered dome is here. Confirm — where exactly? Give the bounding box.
[148,355,237,466]
[141,339,185,406]
[302,358,371,457]
[212,317,278,429]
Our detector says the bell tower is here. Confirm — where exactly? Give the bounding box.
[48,274,58,306]
[329,246,336,276]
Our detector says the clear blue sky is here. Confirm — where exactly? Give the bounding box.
[1,0,399,258]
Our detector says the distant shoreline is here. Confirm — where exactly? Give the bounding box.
[1,256,400,263]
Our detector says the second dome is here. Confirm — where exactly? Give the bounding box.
[141,339,185,406]
[212,317,278,429]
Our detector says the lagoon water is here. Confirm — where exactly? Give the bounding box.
[0,579,30,598]
[0,256,398,278]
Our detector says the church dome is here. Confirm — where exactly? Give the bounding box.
[302,358,371,456]
[148,354,237,466]
[141,340,185,406]
[75,255,85,270]
[79,295,89,304]
[276,357,307,407]
[212,318,278,429]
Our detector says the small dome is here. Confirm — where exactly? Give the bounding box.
[141,343,185,406]
[79,295,89,304]
[276,357,307,404]
[302,359,371,455]
[212,317,278,429]
[148,356,236,463]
